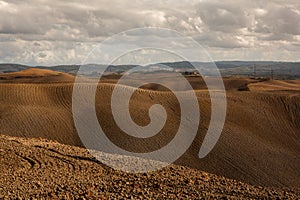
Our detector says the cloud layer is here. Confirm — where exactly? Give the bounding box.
[0,0,299,65]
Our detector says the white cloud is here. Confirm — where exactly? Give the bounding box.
[0,0,299,65]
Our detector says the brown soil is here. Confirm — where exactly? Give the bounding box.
[0,68,299,198]
[248,79,300,91]
[0,68,75,83]
[1,134,299,199]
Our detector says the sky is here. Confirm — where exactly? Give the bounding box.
[0,0,299,66]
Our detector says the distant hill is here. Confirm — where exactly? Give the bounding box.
[0,68,75,83]
[0,63,29,73]
[1,61,299,79]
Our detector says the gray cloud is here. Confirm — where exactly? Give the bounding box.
[258,7,300,34]
[197,1,252,33]
[0,0,299,65]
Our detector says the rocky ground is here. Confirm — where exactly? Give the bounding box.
[0,135,299,199]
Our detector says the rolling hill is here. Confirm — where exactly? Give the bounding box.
[0,68,299,190]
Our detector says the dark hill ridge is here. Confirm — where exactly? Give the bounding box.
[1,61,300,79]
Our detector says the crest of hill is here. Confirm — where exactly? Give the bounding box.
[8,68,62,76]
[248,80,300,91]
[0,68,75,83]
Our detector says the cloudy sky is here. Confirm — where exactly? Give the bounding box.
[0,0,299,65]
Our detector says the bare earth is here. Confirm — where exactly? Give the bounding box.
[0,68,299,198]
[1,135,299,199]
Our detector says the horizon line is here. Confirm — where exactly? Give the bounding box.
[1,60,300,67]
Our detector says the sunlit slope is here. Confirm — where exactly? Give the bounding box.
[248,79,300,91]
[0,71,299,187]
[0,68,75,83]
[1,134,299,198]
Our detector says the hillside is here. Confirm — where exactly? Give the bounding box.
[0,68,75,83]
[1,134,299,199]
[248,80,300,91]
[0,71,299,189]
